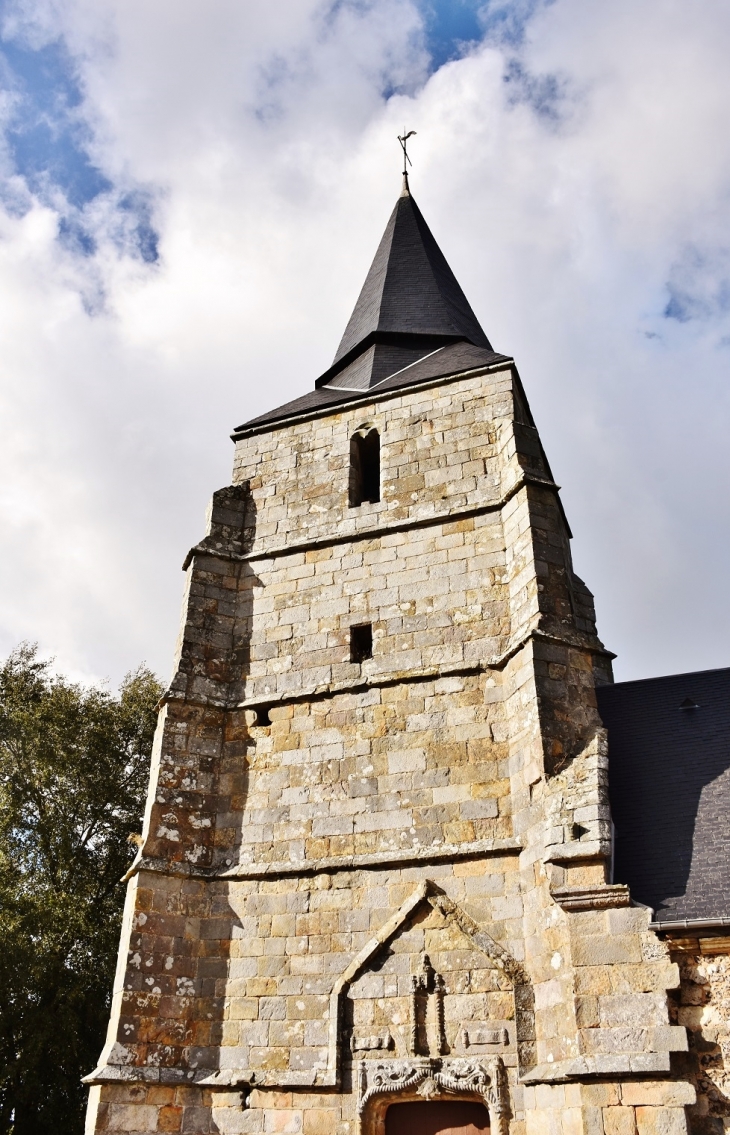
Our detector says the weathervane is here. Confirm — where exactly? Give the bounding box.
[398,129,417,182]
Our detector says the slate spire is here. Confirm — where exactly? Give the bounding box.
[317,182,492,390]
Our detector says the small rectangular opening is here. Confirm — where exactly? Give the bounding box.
[350,623,373,663]
[254,705,272,727]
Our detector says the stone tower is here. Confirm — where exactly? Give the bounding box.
[86,180,693,1135]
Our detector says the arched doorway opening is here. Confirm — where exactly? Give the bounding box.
[385,1101,490,1135]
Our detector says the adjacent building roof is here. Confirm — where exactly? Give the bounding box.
[598,666,730,926]
[233,179,503,436]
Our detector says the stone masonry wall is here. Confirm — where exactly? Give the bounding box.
[215,676,512,870]
[229,512,509,704]
[671,947,730,1134]
[86,362,694,1135]
[231,373,515,551]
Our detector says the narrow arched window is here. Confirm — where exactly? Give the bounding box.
[349,428,380,507]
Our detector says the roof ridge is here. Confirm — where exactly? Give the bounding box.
[601,665,730,690]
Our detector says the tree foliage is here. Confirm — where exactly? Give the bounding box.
[0,644,163,1135]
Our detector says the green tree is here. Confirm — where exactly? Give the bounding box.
[0,644,163,1135]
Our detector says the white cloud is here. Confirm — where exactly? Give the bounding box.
[0,0,728,684]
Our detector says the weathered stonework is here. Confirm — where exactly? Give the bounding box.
[85,356,697,1134]
[663,945,730,1133]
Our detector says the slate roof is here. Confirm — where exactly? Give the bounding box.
[323,179,491,378]
[233,181,504,436]
[598,666,730,926]
[233,341,508,435]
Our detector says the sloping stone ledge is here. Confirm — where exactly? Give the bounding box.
[545,840,611,865]
[222,837,524,879]
[158,623,614,715]
[520,1053,673,1083]
[82,1063,327,1088]
[85,1050,685,1090]
[123,836,523,883]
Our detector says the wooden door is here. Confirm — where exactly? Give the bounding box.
[385,1101,490,1135]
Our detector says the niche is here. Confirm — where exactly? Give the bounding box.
[349,428,380,507]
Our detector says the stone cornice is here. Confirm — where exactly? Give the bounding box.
[551,884,631,911]
[158,623,614,715]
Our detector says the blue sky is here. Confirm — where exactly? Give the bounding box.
[2,37,110,206]
[0,26,158,261]
[421,0,486,65]
[423,0,541,60]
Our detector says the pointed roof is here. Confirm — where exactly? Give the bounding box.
[233,181,508,435]
[315,178,492,389]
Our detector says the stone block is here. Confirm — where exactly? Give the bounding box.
[562,1108,584,1135]
[581,1027,647,1055]
[629,1054,670,1074]
[621,1084,695,1108]
[158,1105,184,1132]
[602,1107,637,1135]
[582,1085,621,1108]
[573,936,643,967]
[181,1106,214,1134]
[212,1106,265,1133]
[648,1026,688,1052]
[576,996,600,1028]
[107,1104,161,1132]
[634,1108,688,1135]
[264,1110,303,1133]
[302,1110,340,1135]
[598,993,666,1028]
[460,798,499,820]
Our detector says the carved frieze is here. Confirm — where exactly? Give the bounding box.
[357,1057,508,1135]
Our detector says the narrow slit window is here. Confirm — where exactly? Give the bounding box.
[349,429,380,507]
[350,623,373,663]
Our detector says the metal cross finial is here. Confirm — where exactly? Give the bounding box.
[398,129,417,177]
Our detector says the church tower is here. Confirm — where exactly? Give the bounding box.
[86,180,693,1135]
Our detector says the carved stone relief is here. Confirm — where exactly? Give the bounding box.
[408,953,447,1057]
[458,1026,509,1050]
[344,884,527,1076]
[357,1057,508,1135]
[352,1034,395,1053]
[343,883,522,1134]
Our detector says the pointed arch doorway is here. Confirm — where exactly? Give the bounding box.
[385,1101,490,1135]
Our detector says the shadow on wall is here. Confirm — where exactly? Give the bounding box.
[159,481,262,1095]
[202,482,262,1091]
[598,669,730,921]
